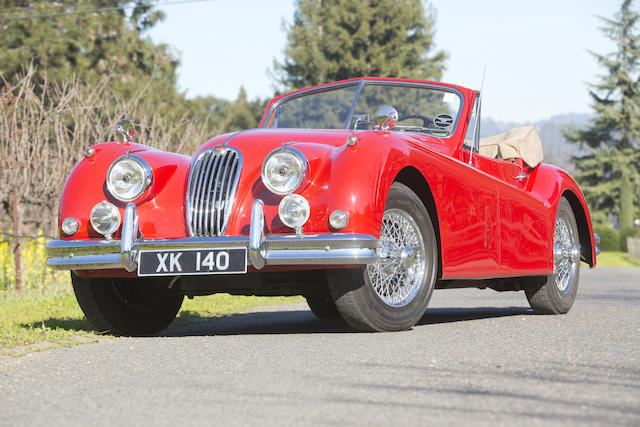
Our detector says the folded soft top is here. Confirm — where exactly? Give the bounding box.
[478,125,544,168]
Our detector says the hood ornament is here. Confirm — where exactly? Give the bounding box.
[116,119,135,143]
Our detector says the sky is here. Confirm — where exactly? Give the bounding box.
[147,0,619,123]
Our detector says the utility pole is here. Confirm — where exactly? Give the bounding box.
[1,84,22,292]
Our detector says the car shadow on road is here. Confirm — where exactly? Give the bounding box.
[18,318,96,333]
[163,305,533,337]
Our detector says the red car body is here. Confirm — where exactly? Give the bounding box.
[52,78,596,277]
[45,77,597,334]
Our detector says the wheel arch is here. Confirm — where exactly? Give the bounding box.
[562,189,594,267]
[393,166,443,278]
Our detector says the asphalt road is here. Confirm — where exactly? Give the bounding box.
[1,267,638,426]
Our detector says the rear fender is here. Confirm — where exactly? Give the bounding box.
[528,164,596,267]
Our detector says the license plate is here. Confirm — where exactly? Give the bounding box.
[138,248,247,276]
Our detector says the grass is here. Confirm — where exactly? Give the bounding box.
[0,289,98,356]
[596,251,640,267]
[0,288,302,357]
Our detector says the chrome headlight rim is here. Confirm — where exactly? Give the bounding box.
[106,154,153,202]
[261,146,308,195]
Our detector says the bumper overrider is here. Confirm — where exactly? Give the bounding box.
[45,200,378,273]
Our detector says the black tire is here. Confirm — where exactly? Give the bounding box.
[305,296,341,319]
[525,198,580,314]
[71,272,184,336]
[328,182,438,332]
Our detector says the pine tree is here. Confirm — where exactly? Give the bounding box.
[273,0,447,91]
[564,0,640,228]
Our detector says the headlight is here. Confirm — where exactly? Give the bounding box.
[106,154,152,202]
[90,201,121,238]
[61,217,79,236]
[278,194,310,229]
[261,147,307,195]
[329,210,349,230]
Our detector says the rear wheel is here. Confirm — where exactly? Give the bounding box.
[71,272,184,336]
[329,183,438,332]
[525,198,580,314]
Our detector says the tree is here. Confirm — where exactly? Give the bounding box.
[273,0,447,91]
[0,1,178,99]
[564,0,640,228]
[193,88,268,133]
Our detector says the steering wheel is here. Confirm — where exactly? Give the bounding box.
[397,114,434,128]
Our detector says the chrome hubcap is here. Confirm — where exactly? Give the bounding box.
[553,213,579,293]
[367,209,426,307]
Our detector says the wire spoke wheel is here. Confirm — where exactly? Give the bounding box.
[553,212,579,293]
[367,209,426,307]
[526,197,580,315]
[328,183,437,331]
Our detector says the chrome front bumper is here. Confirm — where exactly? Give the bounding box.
[45,200,378,272]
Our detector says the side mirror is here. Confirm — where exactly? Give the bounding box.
[116,119,135,143]
[375,106,398,131]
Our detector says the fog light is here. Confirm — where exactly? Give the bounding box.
[329,210,349,230]
[61,217,79,236]
[90,201,121,239]
[278,194,310,230]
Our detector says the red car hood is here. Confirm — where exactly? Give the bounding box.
[199,128,351,156]
[197,128,454,161]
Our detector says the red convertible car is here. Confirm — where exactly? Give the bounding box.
[46,78,599,335]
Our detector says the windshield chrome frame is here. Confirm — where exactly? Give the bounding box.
[343,80,364,129]
[262,79,465,138]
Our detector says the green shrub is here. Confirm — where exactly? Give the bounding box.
[593,225,620,252]
[619,226,640,252]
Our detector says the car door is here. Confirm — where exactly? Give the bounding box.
[465,97,551,276]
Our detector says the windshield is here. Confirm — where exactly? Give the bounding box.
[263,81,462,137]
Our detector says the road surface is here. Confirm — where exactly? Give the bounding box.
[1,267,638,426]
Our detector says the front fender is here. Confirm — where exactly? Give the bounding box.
[223,131,409,238]
[295,131,413,237]
[58,142,191,240]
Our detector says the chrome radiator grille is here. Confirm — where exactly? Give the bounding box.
[186,147,242,236]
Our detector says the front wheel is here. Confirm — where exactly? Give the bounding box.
[525,197,580,314]
[71,273,184,336]
[305,296,341,319]
[328,183,438,332]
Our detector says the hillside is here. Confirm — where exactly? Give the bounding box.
[481,113,591,172]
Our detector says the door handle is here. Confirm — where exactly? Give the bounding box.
[514,172,528,182]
